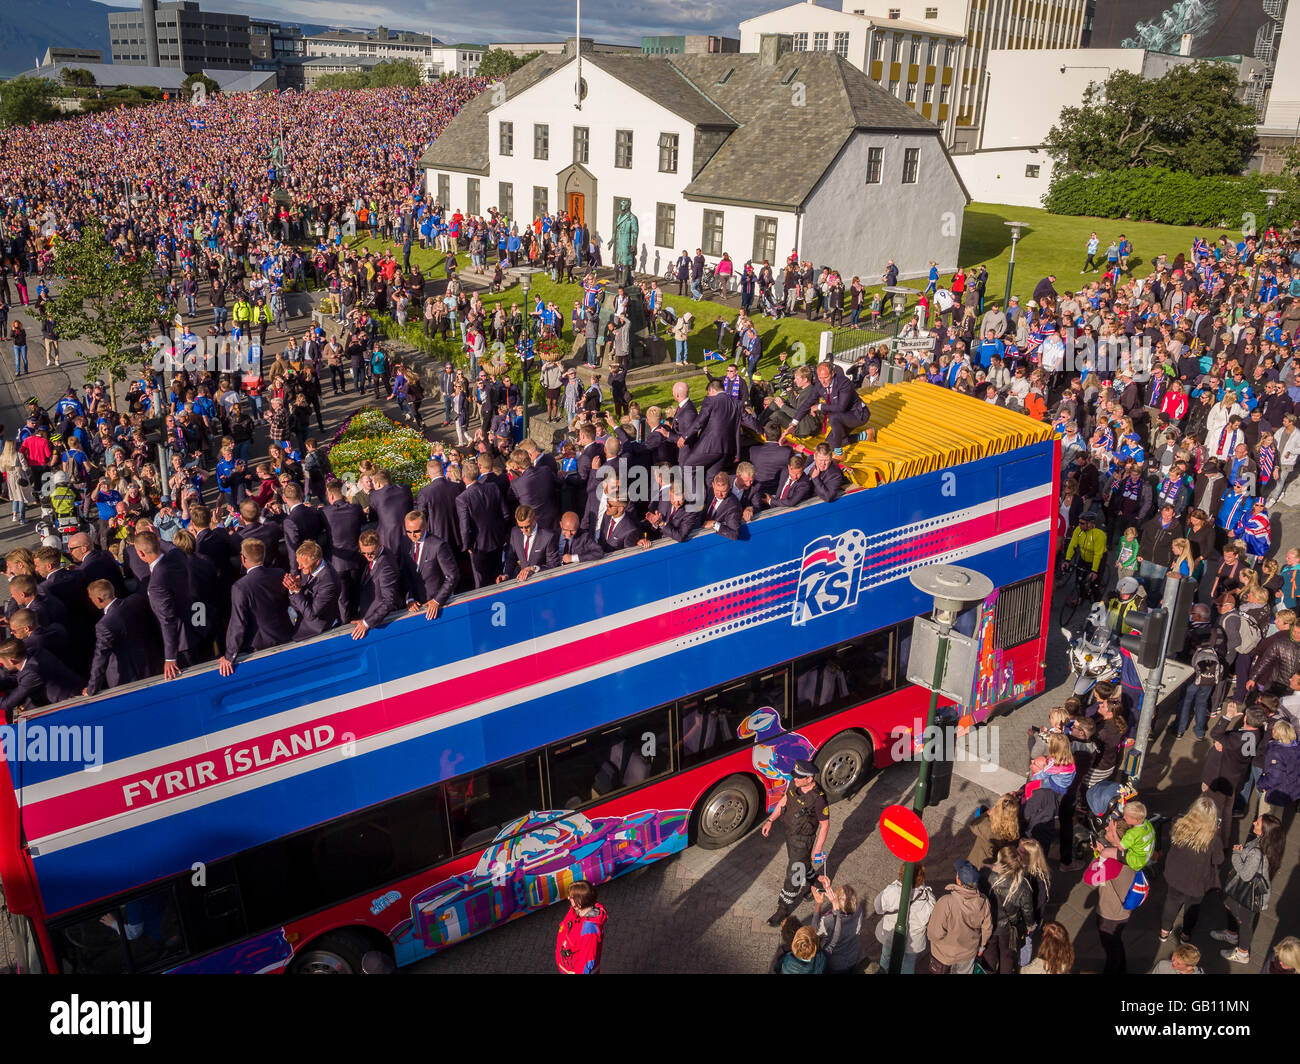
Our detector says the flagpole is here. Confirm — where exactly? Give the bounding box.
[575,0,582,111]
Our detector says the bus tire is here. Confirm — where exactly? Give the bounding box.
[290,929,377,974]
[693,774,763,849]
[815,732,874,803]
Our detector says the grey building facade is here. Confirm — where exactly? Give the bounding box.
[108,0,252,72]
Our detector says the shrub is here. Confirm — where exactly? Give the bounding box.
[1045,169,1300,228]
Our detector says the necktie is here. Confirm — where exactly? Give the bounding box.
[604,518,613,544]
[780,479,790,500]
[523,532,533,561]
[415,539,423,567]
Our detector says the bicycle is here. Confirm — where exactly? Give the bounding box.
[703,265,726,295]
[1057,555,1102,630]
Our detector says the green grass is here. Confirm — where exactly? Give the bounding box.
[351,202,1217,411]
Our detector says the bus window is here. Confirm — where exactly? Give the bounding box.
[123,890,186,970]
[678,668,788,770]
[446,756,544,853]
[548,706,671,809]
[793,628,894,726]
[54,886,184,973]
[55,911,129,974]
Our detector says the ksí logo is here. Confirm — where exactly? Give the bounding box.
[793,530,867,626]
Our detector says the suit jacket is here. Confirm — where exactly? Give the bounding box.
[456,479,508,553]
[185,551,221,645]
[810,461,845,502]
[748,442,794,493]
[509,464,560,530]
[369,483,415,558]
[596,511,644,553]
[0,648,85,716]
[792,368,870,425]
[238,519,286,571]
[290,563,341,640]
[555,529,603,564]
[416,476,463,551]
[226,565,292,656]
[22,620,72,664]
[401,534,460,607]
[702,493,743,540]
[322,499,365,573]
[577,440,605,486]
[653,500,703,543]
[78,548,127,599]
[357,550,402,629]
[503,526,560,577]
[673,399,699,440]
[769,470,814,508]
[684,392,743,460]
[87,593,160,695]
[195,526,240,587]
[40,567,88,629]
[145,549,194,663]
[283,503,328,570]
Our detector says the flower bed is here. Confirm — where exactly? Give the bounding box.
[325,407,432,489]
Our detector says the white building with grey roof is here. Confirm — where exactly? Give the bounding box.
[419,36,967,282]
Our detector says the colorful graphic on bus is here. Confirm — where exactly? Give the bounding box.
[738,708,814,805]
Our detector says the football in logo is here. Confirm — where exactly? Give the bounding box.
[793,530,867,626]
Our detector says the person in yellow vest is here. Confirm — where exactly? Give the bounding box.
[252,297,271,347]
[232,296,253,336]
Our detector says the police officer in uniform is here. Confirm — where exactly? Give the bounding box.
[762,759,830,926]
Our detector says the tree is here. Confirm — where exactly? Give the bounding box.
[0,76,56,128]
[315,58,421,91]
[46,220,161,408]
[60,68,96,89]
[475,48,540,79]
[1044,62,1257,178]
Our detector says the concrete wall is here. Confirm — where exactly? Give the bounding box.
[953,148,1053,209]
[1264,5,1300,133]
[802,130,966,280]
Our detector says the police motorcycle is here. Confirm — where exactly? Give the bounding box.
[1064,576,1145,698]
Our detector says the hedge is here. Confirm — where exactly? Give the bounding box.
[1044,168,1300,228]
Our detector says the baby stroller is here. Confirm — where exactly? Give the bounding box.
[758,287,785,319]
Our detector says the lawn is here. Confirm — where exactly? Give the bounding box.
[351,203,1220,411]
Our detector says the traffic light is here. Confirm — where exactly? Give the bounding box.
[1119,607,1168,669]
[1163,575,1196,654]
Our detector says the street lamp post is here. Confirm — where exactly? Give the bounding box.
[1003,221,1028,309]
[883,285,911,339]
[1250,188,1285,308]
[887,563,993,976]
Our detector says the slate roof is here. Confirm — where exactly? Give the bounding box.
[419,50,943,210]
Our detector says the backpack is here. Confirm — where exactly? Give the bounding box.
[1236,612,1263,655]
[1191,645,1223,687]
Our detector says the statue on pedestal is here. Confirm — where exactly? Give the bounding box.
[612,199,639,287]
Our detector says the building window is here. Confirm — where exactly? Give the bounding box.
[813,31,829,51]
[889,78,900,96]
[902,147,919,183]
[467,178,480,216]
[944,42,955,66]
[923,82,933,103]
[533,123,549,161]
[753,215,778,264]
[499,121,513,157]
[436,173,450,207]
[909,38,920,64]
[889,8,901,17]
[927,37,938,64]
[793,32,808,51]
[870,33,884,61]
[655,202,675,248]
[533,186,548,218]
[890,34,902,62]
[1025,164,1041,178]
[499,182,513,219]
[702,210,724,257]
[866,146,883,183]
[615,129,633,169]
[906,81,917,102]
[925,5,939,16]
[573,126,589,164]
[658,133,679,174]
[834,31,850,57]
[940,83,950,104]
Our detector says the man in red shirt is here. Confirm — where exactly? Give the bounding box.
[19,428,52,469]
[555,881,607,974]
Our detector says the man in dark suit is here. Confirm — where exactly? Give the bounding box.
[521,439,560,478]
[498,505,560,581]
[747,441,796,494]
[416,457,463,550]
[6,574,69,634]
[401,510,459,617]
[218,538,292,675]
[701,472,743,540]
[766,454,815,509]
[369,470,415,558]
[84,582,160,695]
[782,360,870,456]
[642,486,702,544]
[670,381,699,442]
[135,529,193,680]
[575,422,605,487]
[678,380,742,484]
[456,460,508,588]
[556,511,604,565]
[508,452,560,531]
[8,610,73,669]
[353,530,401,638]
[285,539,341,640]
[31,546,91,674]
[808,443,846,502]
[0,638,86,719]
[595,498,644,553]
[68,533,127,599]
[174,529,220,661]
[236,499,285,571]
[322,481,365,622]
[281,483,327,573]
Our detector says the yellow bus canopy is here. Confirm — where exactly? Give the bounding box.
[787,380,1054,489]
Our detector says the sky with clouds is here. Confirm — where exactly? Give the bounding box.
[105,0,826,44]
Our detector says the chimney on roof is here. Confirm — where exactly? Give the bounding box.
[759,33,793,66]
[376,25,388,41]
[564,36,594,57]
[1179,32,1192,56]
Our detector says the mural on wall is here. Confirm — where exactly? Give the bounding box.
[962,588,1037,726]
[1122,0,1219,50]
[1089,0,1262,57]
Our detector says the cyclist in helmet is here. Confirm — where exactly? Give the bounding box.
[1065,511,1108,600]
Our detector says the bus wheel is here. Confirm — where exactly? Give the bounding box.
[815,732,874,803]
[694,774,762,849]
[290,930,376,974]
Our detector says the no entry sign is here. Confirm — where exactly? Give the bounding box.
[878,804,929,862]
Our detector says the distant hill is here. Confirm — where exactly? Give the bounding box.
[0,2,333,79]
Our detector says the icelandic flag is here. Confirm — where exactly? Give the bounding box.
[1123,870,1150,909]
[1119,647,1143,723]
